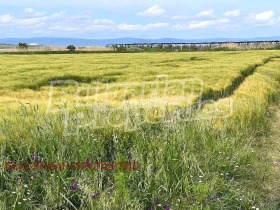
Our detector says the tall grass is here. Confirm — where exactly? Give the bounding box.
[0,101,271,209]
[0,52,280,209]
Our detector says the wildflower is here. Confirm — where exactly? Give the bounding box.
[149,197,159,209]
[163,204,170,210]
[183,193,188,198]
[70,184,77,190]
[30,174,35,180]
[91,192,99,199]
[31,153,36,161]
[153,198,159,205]
[86,158,91,168]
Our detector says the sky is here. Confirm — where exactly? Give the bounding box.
[0,0,279,39]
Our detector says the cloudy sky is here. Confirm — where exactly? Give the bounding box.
[0,0,279,39]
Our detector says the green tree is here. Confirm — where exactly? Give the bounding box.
[116,45,127,52]
[66,45,76,51]
[18,43,28,50]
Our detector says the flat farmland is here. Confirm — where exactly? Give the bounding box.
[0,51,278,109]
[0,51,280,209]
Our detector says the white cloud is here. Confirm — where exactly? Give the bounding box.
[0,14,14,24]
[93,19,115,25]
[255,10,274,21]
[196,9,214,17]
[224,10,240,17]
[247,10,277,26]
[24,8,34,13]
[118,23,168,30]
[171,16,189,21]
[24,7,46,17]
[189,18,230,28]
[50,18,116,32]
[0,13,46,27]
[0,9,116,33]
[174,18,230,29]
[48,24,112,33]
[18,9,116,32]
[49,25,79,31]
[17,17,47,26]
[50,11,66,19]
[138,5,166,17]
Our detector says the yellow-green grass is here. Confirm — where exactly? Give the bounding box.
[201,57,280,130]
[200,57,280,209]
[1,51,280,209]
[1,51,279,112]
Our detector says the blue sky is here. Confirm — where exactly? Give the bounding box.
[0,0,279,39]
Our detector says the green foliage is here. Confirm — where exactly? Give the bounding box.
[66,45,76,51]
[18,42,28,50]
[116,45,128,52]
[0,52,280,209]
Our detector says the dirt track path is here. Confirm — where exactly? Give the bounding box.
[263,106,280,209]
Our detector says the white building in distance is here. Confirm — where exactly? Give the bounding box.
[28,43,39,46]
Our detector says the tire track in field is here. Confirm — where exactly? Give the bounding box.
[192,56,280,109]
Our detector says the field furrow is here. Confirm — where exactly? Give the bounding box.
[1,51,280,209]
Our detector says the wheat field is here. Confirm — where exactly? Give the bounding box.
[0,51,280,209]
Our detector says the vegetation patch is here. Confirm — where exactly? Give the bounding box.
[0,51,280,209]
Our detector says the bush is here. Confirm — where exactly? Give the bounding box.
[116,45,127,52]
[66,45,76,51]
[18,43,28,50]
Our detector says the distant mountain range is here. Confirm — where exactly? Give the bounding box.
[0,37,280,47]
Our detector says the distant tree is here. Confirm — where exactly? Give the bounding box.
[112,44,117,51]
[18,43,28,50]
[66,45,76,51]
[116,45,127,52]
